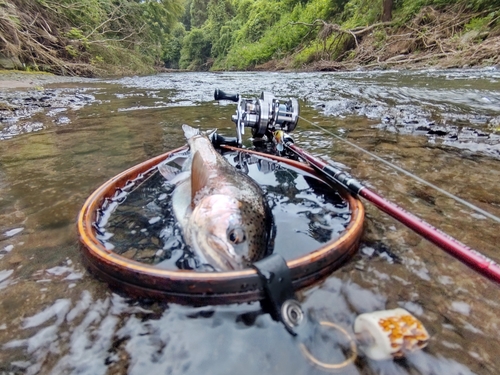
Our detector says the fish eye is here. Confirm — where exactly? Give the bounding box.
[227,227,246,244]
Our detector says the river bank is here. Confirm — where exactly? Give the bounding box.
[2,0,499,74]
[255,8,500,72]
[0,71,97,89]
[1,49,499,88]
[2,4,500,78]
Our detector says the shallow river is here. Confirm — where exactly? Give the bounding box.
[1,69,500,374]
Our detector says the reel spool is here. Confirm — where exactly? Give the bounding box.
[214,89,299,144]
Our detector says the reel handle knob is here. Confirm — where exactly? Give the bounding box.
[214,89,239,102]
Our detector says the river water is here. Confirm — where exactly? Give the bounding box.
[0,69,499,374]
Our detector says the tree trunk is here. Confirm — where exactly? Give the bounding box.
[382,0,393,22]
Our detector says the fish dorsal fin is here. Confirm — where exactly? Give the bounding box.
[191,150,209,205]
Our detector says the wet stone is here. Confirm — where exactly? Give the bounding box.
[135,248,159,262]
[54,116,71,125]
[120,248,137,259]
[0,87,98,140]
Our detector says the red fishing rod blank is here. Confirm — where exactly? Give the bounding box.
[286,142,500,285]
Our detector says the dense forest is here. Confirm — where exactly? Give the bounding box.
[0,0,499,75]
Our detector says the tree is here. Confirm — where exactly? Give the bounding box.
[206,0,235,58]
[382,0,393,22]
[163,23,186,68]
[179,28,212,69]
[190,0,210,28]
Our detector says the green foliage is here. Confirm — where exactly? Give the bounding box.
[391,0,500,26]
[236,0,283,43]
[292,41,325,67]
[65,27,85,40]
[64,45,79,58]
[180,0,193,30]
[341,0,382,27]
[391,0,451,24]
[179,28,212,69]
[462,0,500,12]
[90,55,104,64]
[465,15,493,32]
[211,24,236,57]
[373,29,387,48]
[88,42,155,74]
[206,0,236,57]
[64,27,89,51]
[190,0,209,28]
[163,23,186,68]
[11,0,499,73]
[220,0,342,69]
[22,0,184,74]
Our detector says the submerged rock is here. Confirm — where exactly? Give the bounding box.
[0,88,98,140]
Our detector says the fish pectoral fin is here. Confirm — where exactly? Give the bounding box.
[158,163,180,181]
[191,150,210,205]
[182,124,199,139]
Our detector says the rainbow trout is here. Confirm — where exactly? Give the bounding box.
[159,124,273,271]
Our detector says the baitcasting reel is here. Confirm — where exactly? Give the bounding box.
[214,89,299,145]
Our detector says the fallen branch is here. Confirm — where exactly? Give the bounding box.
[364,52,451,68]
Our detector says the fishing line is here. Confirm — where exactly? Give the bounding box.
[299,115,500,224]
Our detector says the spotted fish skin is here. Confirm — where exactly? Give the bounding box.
[168,124,273,271]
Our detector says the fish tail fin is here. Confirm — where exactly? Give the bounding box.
[182,124,199,140]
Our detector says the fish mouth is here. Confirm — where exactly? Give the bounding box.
[203,234,244,271]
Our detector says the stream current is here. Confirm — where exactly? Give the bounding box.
[0,69,499,374]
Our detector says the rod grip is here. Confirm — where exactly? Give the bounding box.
[214,89,239,102]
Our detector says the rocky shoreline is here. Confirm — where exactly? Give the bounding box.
[0,72,99,140]
[0,71,95,89]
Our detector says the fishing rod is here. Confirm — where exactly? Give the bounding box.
[214,89,500,285]
[278,133,500,284]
